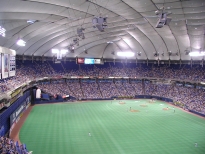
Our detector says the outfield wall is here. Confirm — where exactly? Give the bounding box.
[9,96,31,135]
[189,110,205,117]
[0,91,31,136]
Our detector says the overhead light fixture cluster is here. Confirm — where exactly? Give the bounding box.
[0,26,6,37]
[185,49,190,55]
[73,38,79,46]
[154,52,159,57]
[67,37,80,53]
[92,16,107,32]
[155,7,172,28]
[68,44,75,53]
[169,51,178,56]
[77,28,85,39]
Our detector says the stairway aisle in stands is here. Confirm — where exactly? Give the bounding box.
[113,82,122,97]
[66,82,75,97]
[46,61,55,74]
[115,82,128,96]
[142,80,145,95]
[80,81,85,99]
[124,82,137,97]
[61,61,67,74]
[97,81,103,98]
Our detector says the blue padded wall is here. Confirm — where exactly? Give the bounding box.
[0,91,30,136]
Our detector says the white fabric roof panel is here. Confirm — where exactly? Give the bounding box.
[0,0,204,60]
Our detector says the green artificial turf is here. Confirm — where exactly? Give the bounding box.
[19,100,205,154]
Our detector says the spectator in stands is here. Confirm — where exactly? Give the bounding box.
[0,136,31,154]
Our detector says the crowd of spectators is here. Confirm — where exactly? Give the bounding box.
[68,82,83,98]
[115,82,128,96]
[0,136,31,154]
[81,82,101,99]
[38,83,64,97]
[37,82,83,99]
[66,64,205,82]
[36,81,144,99]
[0,60,205,115]
[143,83,205,115]
[35,80,204,116]
[99,82,114,98]
[1,61,205,93]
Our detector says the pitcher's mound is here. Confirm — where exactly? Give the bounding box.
[130,109,139,112]
[140,104,148,107]
[163,108,169,111]
[119,102,126,104]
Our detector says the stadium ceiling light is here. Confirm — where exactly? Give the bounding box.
[0,26,6,37]
[117,51,135,57]
[189,51,205,57]
[27,20,36,24]
[61,49,68,54]
[16,39,26,46]
[52,49,59,53]
[52,49,68,54]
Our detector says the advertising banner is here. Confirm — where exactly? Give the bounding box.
[0,46,16,79]
[10,99,27,126]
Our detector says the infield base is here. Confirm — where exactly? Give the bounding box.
[140,104,148,107]
[130,109,139,112]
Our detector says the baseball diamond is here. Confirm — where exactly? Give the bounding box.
[17,100,205,154]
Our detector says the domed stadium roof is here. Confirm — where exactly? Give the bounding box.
[0,0,204,61]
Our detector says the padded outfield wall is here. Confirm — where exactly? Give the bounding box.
[0,91,31,136]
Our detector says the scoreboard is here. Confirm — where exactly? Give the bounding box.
[77,58,102,64]
[0,46,16,79]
